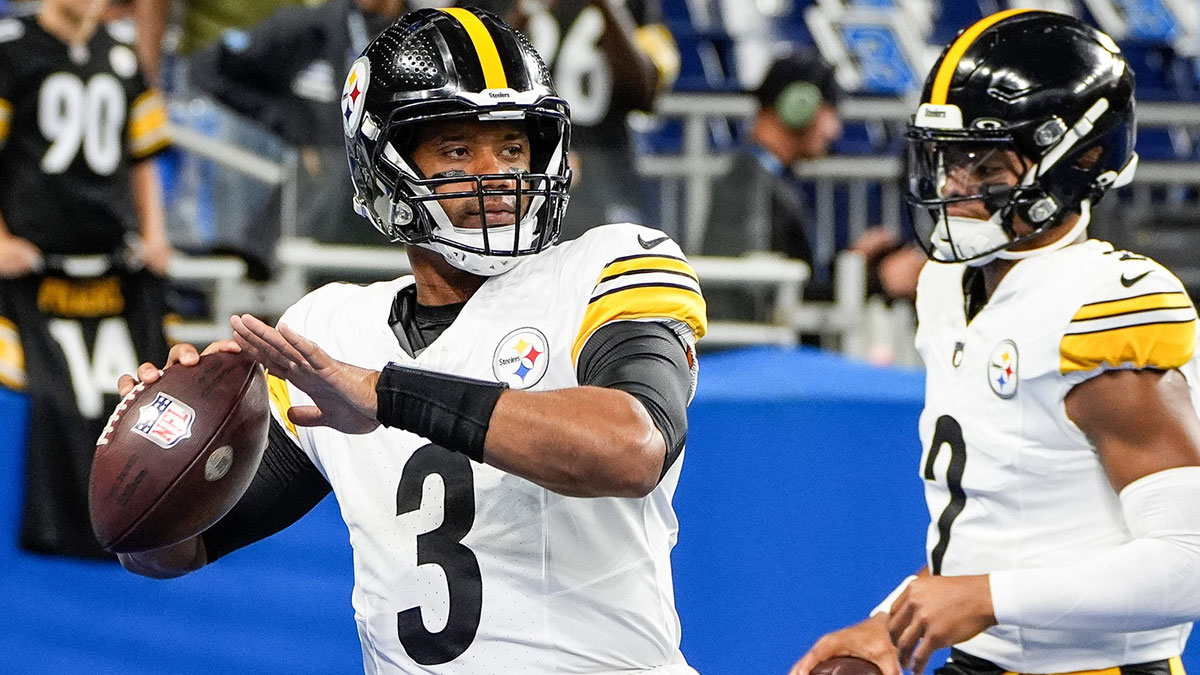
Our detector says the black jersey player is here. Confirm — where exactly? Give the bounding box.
[0,0,173,558]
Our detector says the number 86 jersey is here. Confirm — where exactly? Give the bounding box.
[913,239,1200,673]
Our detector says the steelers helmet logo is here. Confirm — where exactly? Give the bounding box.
[342,56,370,138]
[493,327,550,389]
[988,339,1018,399]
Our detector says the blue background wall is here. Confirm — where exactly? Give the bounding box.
[0,348,1195,673]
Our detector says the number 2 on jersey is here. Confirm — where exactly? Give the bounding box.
[923,415,967,575]
[395,444,482,665]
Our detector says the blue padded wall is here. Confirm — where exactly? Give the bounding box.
[2,350,1199,673]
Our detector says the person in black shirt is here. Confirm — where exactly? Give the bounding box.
[701,51,925,321]
[0,0,172,558]
[187,0,405,247]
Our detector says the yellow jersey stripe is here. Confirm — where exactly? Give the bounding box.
[0,317,25,391]
[573,284,708,362]
[0,369,25,392]
[129,89,164,117]
[633,24,681,92]
[590,280,700,303]
[129,106,167,139]
[1072,291,1192,321]
[128,90,169,155]
[930,9,1034,104]
[266,373,299,438]
[440,8,508,89]
[0,96,10,144]
[1060,319,1197,374]
[130,131,171,159]
[0,98,10,145]
[598,255,698,285]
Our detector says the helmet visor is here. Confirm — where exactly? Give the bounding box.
[906,137,1028,206]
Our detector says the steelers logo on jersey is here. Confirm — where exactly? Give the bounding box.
[493,327,549,389]
[988,339,1019,399]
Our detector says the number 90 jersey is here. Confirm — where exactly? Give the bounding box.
[267,224,706,674]
[0,16,169,255]
[914,239,1200,673]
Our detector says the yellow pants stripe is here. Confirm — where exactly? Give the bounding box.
[1002,656,1184,675]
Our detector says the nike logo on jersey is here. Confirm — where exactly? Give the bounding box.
[1120,271,1151,287]
[638,234,670,250]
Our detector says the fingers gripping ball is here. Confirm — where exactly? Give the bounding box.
[812,657,884,675]
[89,352,270,553]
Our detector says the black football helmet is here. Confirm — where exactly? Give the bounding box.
[342,7,571,276]
[906,10,1137,264]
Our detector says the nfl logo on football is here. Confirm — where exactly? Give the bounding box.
[132,393,196,449]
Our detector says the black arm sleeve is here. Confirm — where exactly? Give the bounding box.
[576,320,693,479]
[201,417,332,563]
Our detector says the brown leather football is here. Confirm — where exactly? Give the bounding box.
[811,657,884,675]
[89,352,269,553]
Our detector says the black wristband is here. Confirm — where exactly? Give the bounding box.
[375,363,508,462]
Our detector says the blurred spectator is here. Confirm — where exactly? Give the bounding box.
[188,0,404,246]
[0,0,172,558]
[132,0,325,84]
[468,0,679,239]
[701,50,924,320]
[131,0,324,267]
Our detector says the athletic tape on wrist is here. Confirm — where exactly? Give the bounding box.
[375,363,508,462]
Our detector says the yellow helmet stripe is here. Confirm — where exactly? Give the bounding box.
[929,8,1035,105]
[440,8,508,90]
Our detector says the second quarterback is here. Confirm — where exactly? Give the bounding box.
[794,9,1200,675]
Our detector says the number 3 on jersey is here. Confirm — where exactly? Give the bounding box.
[923,415,967,575]
[395,444,482,665]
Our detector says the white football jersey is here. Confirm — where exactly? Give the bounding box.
[265,224,706,674]
[915,239,1200,672]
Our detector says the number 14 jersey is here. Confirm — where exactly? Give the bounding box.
[914,239,1200,672]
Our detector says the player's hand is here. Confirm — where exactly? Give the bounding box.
[230,313,381,435]
[116,340,241,397]
[0,235,43,279]
[138,234,174,277]
[790,614,900,675]
[878,246,926,300]
[850,227,900,260]
[887,574,995,675]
